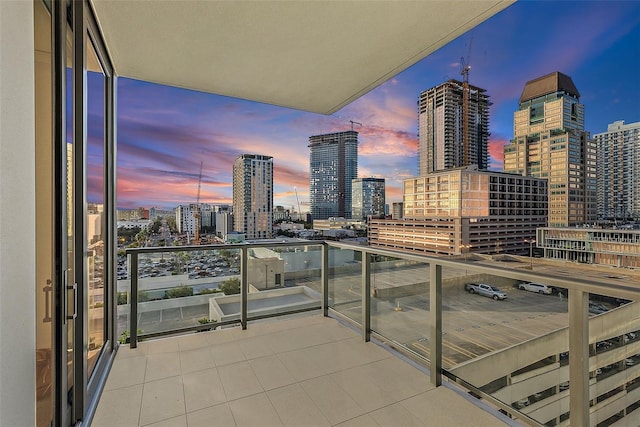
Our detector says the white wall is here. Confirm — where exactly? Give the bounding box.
[0,1,36,425]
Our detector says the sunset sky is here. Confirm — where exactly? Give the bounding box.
[108,1,640,211]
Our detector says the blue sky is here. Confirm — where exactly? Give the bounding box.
[109,1,640,210]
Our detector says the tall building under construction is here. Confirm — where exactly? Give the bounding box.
[418,79,490,175]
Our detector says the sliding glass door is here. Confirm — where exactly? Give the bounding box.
[35,1,116,425]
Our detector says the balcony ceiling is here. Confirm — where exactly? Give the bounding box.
[90,0,514,115]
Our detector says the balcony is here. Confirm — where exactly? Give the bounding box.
[94,241,640,426]
[92,315,506,427]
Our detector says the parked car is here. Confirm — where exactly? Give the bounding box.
[589,301,609,315]
[514,397,529,409]
[465,283,507,300]
[518,282,552,295]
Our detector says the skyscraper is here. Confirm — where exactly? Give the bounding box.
[593,120,640,220]
[309,131,358,220]
[352,177,386,220]
[418,79,490,174]
[233,154,273,239]
[503,71,596,227]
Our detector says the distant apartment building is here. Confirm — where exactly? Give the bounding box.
[503,71,596,227]
[309,130,358,219]
[117,207,148,221]
[593,120,640,220]
[199,203,214,230]
[233,154,273,239]
[87,203,104,245]
[273,205,291,222]
[392,202,404,219]
[352,178,386,220]
[176,203,227,238]
[149,207,174,220]
[213,205,233,238]
[369,167,548,255]
[537,227,640,268]
[418,79,490,174]
[175,204,197,236]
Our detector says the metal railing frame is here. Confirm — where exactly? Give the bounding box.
[125,240,640,426]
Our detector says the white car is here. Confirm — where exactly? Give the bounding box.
[518,282,552,295]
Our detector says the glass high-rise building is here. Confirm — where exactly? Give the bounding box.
[503,71,596,227]
[233,154,273,239]
[309,131,358,220]
[418,79,490,174]
[352,177,386,220]
[593,120,640,220]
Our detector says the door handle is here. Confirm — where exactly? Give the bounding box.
[67,282,77,320]
[43,279,53,322]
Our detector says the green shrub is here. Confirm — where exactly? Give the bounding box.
[118,329,144,344]
[219,277,240,295]
[117,292,128,305]
[166,285,193,299]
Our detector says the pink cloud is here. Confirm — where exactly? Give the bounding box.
[488,136,508,171]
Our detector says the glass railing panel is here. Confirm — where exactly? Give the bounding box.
[116,250,130,343]
[124,248,242,339]
[242,244,322,321]
[369,255,430,357]
[441,264,570,425]
[327,246,362,324]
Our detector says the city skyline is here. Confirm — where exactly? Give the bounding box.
[110,1,640,210]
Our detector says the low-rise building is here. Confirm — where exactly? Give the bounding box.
[117,219,151,230]
[537,227,640,268]
[279,222,305,232]
[313,217,365,231]
[369,166,548,255]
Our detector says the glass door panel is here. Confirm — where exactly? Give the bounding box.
[86,35,106,378]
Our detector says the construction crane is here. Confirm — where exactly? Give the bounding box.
[460,36,473,167]
[193,161,203,245]
[349,120,362,131]
[294,187,302,221]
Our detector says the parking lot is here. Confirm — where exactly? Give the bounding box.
[327,265,573,368]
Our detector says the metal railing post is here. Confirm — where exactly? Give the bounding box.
[429,263,442,386]
[569,289,589,426]
[241,246,248,330]
[321,243,329,317]
[362,251,371,342]
[129,251,138,348]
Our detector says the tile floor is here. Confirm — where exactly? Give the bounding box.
[92,315,510,426]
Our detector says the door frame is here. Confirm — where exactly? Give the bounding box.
[52,0,117,424]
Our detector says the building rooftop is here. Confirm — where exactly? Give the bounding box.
[519,71,580,103]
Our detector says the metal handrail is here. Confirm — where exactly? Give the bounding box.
[127,240,639,301]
